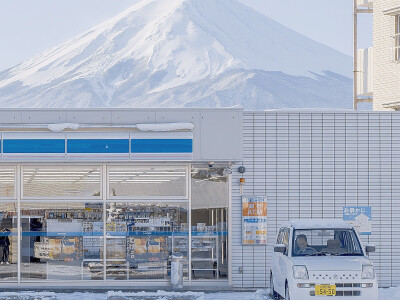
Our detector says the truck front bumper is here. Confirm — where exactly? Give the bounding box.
[288,279,378,299]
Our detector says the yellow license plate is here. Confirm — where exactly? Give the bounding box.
[315,284,336,296]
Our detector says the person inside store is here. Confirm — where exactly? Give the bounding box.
[30,218,42,263]
[0,228,10,264]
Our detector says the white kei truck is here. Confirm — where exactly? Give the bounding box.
[270,219,378,300]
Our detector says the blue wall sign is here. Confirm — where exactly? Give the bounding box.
[343,206,372,235]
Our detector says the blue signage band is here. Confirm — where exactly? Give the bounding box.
[67,139,129,154]
[1,138,193,155]
[132,139,193,153]
[3,139,65,154]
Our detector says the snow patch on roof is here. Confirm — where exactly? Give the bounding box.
[48,123,80,132]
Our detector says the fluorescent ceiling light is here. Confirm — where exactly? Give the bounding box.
[24,170,97,173]
[145,171,186,174]
[138,174,185,177]
[109,171,143,174]
[124,179,171,182]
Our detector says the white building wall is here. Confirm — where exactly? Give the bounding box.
[357,47,373,96]
[373,0,400,110]
[231,111,400,288]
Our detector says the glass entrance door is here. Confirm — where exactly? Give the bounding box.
[191,166,229,280]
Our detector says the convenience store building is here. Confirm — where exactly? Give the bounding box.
[0,108,240,288]
[0,108,399,289]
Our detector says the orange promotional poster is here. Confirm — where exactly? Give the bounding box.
[242,196,267,245]
[242,201,267,217]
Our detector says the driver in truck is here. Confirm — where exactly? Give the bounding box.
[295,234,316,255]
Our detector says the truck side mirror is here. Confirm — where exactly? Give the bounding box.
[274,244,286,254]
[366,245,375,253]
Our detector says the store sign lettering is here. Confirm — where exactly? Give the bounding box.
[343,206,372,235]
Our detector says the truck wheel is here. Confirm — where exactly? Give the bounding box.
[285,283,290,300]
[269,273,279,299]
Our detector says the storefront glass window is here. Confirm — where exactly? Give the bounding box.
[0,168,15,199]
[106,202,188,280]
[191,166,229,280]
[22,167,101,199]
[0,202,17,281]
[1,163,231,283]
[20,202,103,280]
[108,166,187,198]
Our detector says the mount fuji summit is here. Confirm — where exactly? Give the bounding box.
[0,0,353,109]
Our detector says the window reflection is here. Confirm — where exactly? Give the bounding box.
[23,167,101,198]
[106,203,188,280]
[0,203,17,281]
[108,167,187,198]
[0,163,230,283]
[21,202,103,280]
[0,169,15,198]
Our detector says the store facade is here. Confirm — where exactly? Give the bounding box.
[3,108,400,289]
[0,108,242,287]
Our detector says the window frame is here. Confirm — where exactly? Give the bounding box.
[281,228,290,256]
[19,200,104,281]
[0,200,18,282]
[395,15,400,62]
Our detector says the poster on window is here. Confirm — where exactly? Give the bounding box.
[242,196,267,245]
[343,206,372,235]
[126,236,168,267]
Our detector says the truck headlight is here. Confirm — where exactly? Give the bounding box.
[293,265,309,279]
[362,265,375,279]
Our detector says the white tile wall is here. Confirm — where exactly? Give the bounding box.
[231,111,400,288]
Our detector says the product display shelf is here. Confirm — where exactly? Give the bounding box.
[106,260,129,280]
[191,234,219,279]
[126,222,172,280]
[82,235,102,261]
[169,234,189,276]
[129,260,168,280]
[84,260,129,280]
[83,260,169,280]
[92,206,185,280]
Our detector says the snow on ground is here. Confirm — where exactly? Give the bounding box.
[0,290,266,300]
[0,289,397,300]
[379,287,400,300]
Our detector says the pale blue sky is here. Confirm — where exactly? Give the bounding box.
[0,0,372,71]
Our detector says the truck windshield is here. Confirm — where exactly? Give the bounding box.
[292,229,363,257]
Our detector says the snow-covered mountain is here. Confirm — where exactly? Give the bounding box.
[0,0,353,109]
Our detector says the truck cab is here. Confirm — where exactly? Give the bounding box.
[270,219,378,300]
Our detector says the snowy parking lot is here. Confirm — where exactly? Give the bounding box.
[0,289,398,300]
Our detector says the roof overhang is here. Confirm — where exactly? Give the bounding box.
[383,6,400,16]
[382,101,400,110]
